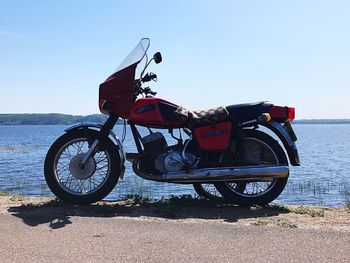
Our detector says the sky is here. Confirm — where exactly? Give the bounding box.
[0,0,349,119]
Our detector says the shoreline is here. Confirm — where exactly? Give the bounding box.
[1,122,350,126]
[1,195,349,232]
[1,113,350,125]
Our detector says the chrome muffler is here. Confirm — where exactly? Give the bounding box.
[163,165,289,183]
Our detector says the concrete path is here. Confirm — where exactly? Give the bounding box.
[0,197,349,262]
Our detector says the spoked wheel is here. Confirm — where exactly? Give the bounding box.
[193,183,246,202]
[215,129,288,206]
[44,129,122,205]
[193,183,223,201]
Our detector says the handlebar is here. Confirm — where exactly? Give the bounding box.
[134,85,157,97]
[143,87,157,96]
[141,72,157,82]
[134,72,158,97]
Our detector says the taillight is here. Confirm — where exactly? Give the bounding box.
[269,106,295,122]
[287,107,295,121]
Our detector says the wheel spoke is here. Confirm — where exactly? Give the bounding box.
[95,170,107,180]
[224,135,279,198]
[88,178,102,188]
[53,137,112,196]
[62,148,73,160]
[57,162,70,175]
[97,166,108,174]
[71,141,84,154]
[96,156,108,165]
[255,182,265,192]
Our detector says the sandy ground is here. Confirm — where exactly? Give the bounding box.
[0,196,349,262]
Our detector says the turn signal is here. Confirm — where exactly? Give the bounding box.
[264,113,271,122]
[257,113,271,123]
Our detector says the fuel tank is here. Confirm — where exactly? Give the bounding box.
[129,98,186,128]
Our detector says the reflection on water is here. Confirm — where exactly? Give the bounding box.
[0,124,349,207]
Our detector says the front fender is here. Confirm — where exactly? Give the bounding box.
[261,121,300,166]
[65,122,125,166]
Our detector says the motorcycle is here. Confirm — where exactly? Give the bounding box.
[44,38,300,205]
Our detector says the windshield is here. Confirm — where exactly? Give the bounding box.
[115,38,150,72]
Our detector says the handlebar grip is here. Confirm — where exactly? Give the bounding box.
[142,73,157,82]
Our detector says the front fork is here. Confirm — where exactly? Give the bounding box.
[79,114,119,168]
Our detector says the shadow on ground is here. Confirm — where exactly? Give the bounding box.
[7,195,290,229]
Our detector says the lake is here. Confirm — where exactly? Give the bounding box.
[0,124,349,207]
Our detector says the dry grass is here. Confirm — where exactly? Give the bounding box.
[292,206,326,217]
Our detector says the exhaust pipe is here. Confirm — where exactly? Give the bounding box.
[163,165,289,183]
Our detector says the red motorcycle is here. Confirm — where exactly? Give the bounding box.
[44,38,300,205]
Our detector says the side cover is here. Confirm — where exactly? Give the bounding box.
[193,121,232,151]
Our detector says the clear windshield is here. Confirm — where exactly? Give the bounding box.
[115,38,150,72]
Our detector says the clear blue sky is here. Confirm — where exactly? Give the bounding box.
[0,0,349,119]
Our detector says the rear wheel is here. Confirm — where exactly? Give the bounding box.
[193,183,223,201]
[193,183,246,202]
[215,129,288,206]
[44,129,122,204]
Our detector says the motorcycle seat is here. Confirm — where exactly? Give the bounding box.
[175,106,230,127]
[226,101,272,123]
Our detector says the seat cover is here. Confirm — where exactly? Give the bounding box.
[175,102,272,127]
[175,106,229,127]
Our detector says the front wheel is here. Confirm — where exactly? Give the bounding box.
[44,129,122,204]
[215,129,288,206]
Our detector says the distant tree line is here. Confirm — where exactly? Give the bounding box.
[293,119,350,124]
[0,114,349,125]
[0,114,110,125]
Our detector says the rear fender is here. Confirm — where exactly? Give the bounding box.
[261,121,300,166]
[65,122,125,166]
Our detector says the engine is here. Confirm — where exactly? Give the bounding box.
[154,151,197,173]
[141,132,198,174]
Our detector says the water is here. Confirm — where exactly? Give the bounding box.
[0,124,349,207]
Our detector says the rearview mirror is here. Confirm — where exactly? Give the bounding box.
[153,52,162,64]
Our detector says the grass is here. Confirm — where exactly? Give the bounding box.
[251,219,268,226]
[0,190,25,201]
[0,190,9,196]
[276,219,298,229]
[9,195,26,201]
[3,192,345,220]
[268,204,291,212]
[345,203,350,211]
[118,194,152,205]
[15,197,134,216]
[165,194,218,207]
[111,194,221,218]
[7,194,220,219]
[152,195,219,218]
[293,205,326,217]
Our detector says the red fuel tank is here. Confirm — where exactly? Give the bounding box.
[129,98,186,128]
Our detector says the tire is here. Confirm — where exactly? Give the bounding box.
[44,129,122,205]
[193,183,246,202]
[193,183,224,201]
[215,129,288,206]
